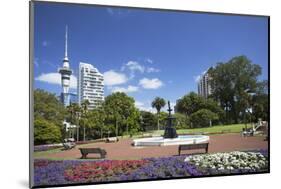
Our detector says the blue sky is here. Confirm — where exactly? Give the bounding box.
[33,2,268,112]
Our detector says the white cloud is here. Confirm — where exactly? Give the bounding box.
[139,78,163,89]
[122,61,144,72]
[103,70,128,86]
[111,85,139,93]
[135,101,144,107]
[121,61,145,79]
[134,101,156,113]
[35,72,77,89]
[145,58,153,64]
[146,67,160,73]
[139,106,157,113]
[120,60,160,78]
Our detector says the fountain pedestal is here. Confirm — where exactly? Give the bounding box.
[163,101,178,139]
[163,127,178,138]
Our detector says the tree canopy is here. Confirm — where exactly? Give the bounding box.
[34,89,66,144]
[208,56,266,123]
[104,92,140,136]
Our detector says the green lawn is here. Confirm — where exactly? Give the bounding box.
[150,124,246,135]
[33,148,63,158]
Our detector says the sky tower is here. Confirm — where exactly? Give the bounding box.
[59,26,72,107]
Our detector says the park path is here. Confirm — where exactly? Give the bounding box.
[36,134,268,160]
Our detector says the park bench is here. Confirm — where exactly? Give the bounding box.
[79,148,107,159]
[105,137,119,143]
[178,143,209,155]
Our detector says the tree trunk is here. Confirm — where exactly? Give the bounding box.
[77,126,79,141]
[157,113,160,130]
[83,127,86,141]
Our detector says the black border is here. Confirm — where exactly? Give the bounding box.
[29,0,270,188]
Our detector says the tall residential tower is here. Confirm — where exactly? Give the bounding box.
[78,62,104,109]
[198,71,212,99]
[58,26,73,106]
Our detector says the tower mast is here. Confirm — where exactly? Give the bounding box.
[65,25,68,60]
[59,25,72,106]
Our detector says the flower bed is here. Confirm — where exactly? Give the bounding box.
[33,157,197,186]
[184,151,268,175]
[34,150,268,186]
[124,156,201,181]
[64,160,148,183]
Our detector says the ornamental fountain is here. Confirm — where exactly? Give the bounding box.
[133,100,209,146]
[163,101,178,139]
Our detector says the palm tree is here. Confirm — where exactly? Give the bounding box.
[151,97,166,130]
[81,100,90,141]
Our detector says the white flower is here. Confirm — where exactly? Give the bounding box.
[184,151,268,173]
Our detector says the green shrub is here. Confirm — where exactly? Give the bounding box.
[174,113,190,129]
[34,118,62,145]
[190,109,219,128]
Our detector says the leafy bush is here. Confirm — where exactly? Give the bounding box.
[190,109,219,128]
[34,118,62,145]
[174,113,190,129]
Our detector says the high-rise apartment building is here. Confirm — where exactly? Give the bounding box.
[198,71,212,99]
[78,62,104,109]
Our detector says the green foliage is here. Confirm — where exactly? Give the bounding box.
[158,112,168,129]
[175,92,203,116]
[151,97,166,113]
[251,80,268,121]
[151,97,166,130]
[34,89,66,144]
[175,92,223,123]
[190,109,219,128]
[125,108,141,136]
[140,111,157,131]
[66,103,81,125]
[208,56,263,123]
[34,89,66,126]
[104,92,140,136]
[86,107,106,139]
[174,113,190,129]
[252,93,268,121]
[34,118,62,145]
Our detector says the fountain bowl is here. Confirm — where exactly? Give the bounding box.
[133,135,209,146]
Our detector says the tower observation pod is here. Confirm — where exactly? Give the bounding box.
[58,25,73,106]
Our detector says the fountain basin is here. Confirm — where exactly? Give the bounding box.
[133,135,209,146]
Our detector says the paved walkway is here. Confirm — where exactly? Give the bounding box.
[37,134,268,160]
